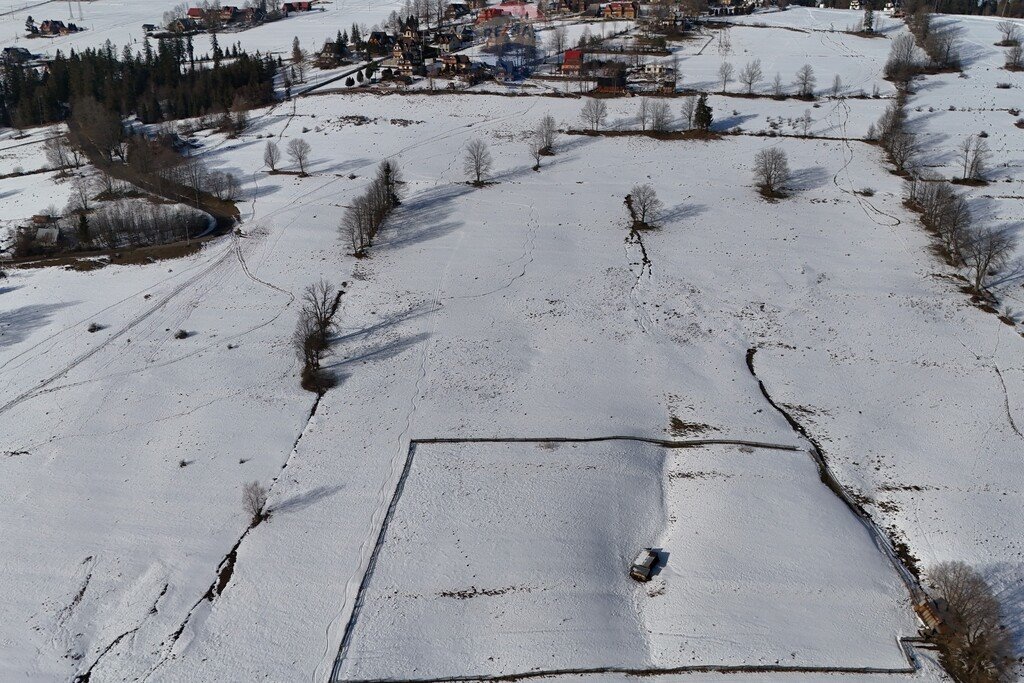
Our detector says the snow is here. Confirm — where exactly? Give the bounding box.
[1,5,1022,683]
[336,440,915,681]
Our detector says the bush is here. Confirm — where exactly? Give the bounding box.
[173,329,189,339]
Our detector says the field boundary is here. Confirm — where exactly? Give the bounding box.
[330,435,924,683]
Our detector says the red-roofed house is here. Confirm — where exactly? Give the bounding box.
[477,8,506,22]
[561,48,583,75]
[603,1,638,18]
[497,0,545,20]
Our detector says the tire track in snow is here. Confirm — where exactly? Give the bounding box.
[0,243,235,418]
[319,223,463,683]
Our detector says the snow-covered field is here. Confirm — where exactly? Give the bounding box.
[1,3,1023,682]
[337,440,915,680]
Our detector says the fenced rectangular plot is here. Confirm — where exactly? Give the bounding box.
[334,440,916,681]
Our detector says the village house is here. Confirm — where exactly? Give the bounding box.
[169,17,202,32]
[602,1,638,18]
[642,62,673,78]
[477,8,507,22]
[2,47,32,65]
[560,47,584,75]
[432,32,462,53]
[496,0,545,20]
[386,42,425,77]
[38,20,76,36]
[445,2,471,19]
[282,0,314,12]
[186,7,205,19]
[439,53,473,75]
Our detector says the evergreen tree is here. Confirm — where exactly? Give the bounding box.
[694,93,713,131]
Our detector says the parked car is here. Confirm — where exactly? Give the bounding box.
[629,548,658,582]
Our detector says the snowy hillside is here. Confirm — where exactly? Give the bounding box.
[1,2,1022,682]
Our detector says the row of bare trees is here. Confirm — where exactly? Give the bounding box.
[871,96,920,173]
[293,279,341,393]
[577,95,713,134]
[904,176,1016,293]
[341,160,403,256]
[891,8,961,82]
[263,139,312,175]
[717,60,817,98]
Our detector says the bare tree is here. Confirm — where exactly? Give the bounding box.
[463,138,493,186]
[800,110,813,136]
[772,72,785,97]
[68,174,93,213]
[1006,43,1023,70]
[536,113,558,154]
[905,179,972,260]
[242,481,269,525]
[928,561,1014,681]
[887,130,920,173]
[43,133,72,174]
[927,28,961,69]
[680,96,697,130]
[303,279,338,341]
[793,64,816,98]
[963,227,1016,293]
[831,73,842,98]
[293,279,339,391]
[739,58,763,94]
[753,147,790,197]
[649,100,672,133]
[264,140,281,171]
[548,25,568,55]
[528,138,542,171]
[637,97,651,131]
[343,194,373,256]
[580,98,608,131]
[958,134,991,182]
[885,34,919,86]
[996,19,1020,45]
[627,183,663,228]
[718,61,734,92]
[287,138,312,175]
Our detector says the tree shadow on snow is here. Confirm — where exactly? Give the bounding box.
[323,331,431,378]
[982,562,1024,657]
[0,302,76,349]
[271,484,344,515]
[712,113,759,132]
[787,165,830,192]
[661,202,708,224]
[377,184,470,250]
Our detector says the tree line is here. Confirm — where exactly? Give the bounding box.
[0,35,276,129]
